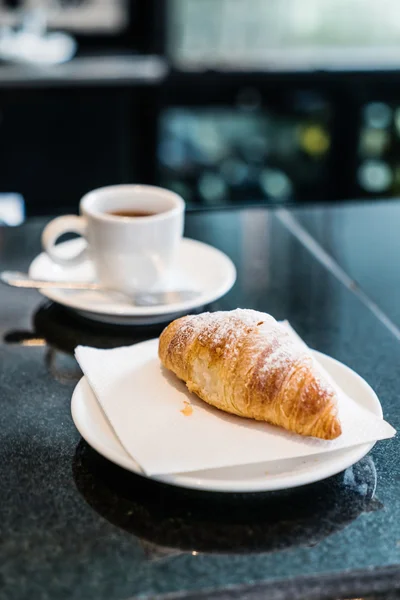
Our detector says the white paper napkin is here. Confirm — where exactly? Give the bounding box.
[75,325,396,476]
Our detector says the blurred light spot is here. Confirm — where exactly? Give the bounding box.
[192,551,198,556]
[158,139,187,170]
[220,158,249,186]
[359,128,389,156]
[163,109,194,136]
[236,87,262,112]
[260,168,293,200]
[363,102,392,129]
[198,172,227,203]
[195,123,225,163]
[358,160,392,192]
[298,125,330,156]
[0,193,25,226]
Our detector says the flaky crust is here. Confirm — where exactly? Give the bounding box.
[159,309,341,440]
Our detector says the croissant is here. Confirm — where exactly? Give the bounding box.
[159,309,341,440]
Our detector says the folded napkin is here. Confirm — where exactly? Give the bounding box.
[75,324,395,476]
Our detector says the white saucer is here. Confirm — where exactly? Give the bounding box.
[71,349,381,493]
[29,238,236,325]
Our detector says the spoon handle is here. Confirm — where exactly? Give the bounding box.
[0,271,199,306]
[0,271,103,290]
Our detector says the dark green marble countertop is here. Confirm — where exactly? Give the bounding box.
[1,205,400,600]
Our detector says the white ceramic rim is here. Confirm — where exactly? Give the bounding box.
[71,345,381,493]
[29,237,237,317]
[80,184,185,224]
[70,308,189,326]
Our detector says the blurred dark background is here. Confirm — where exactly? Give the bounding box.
[0,0,400,222]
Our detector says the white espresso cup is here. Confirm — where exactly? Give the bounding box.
[41,184,185,293]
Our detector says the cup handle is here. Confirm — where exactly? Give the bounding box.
[41,215,88,267]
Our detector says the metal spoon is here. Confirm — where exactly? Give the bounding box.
[0,271,199,307]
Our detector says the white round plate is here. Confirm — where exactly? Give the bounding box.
[71,349,382,493]
[29,238,236,325]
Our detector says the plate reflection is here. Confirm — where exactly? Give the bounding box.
[73,440,380,557]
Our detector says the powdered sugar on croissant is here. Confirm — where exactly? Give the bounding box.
[158,309,342,440]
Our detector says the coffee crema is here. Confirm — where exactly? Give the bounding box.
[108,209,157,218]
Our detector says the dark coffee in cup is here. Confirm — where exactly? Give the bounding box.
[108,209,157,218]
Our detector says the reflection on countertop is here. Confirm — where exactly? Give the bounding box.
[74,441,380,556]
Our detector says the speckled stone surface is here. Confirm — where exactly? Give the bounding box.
[1,208,400,600]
